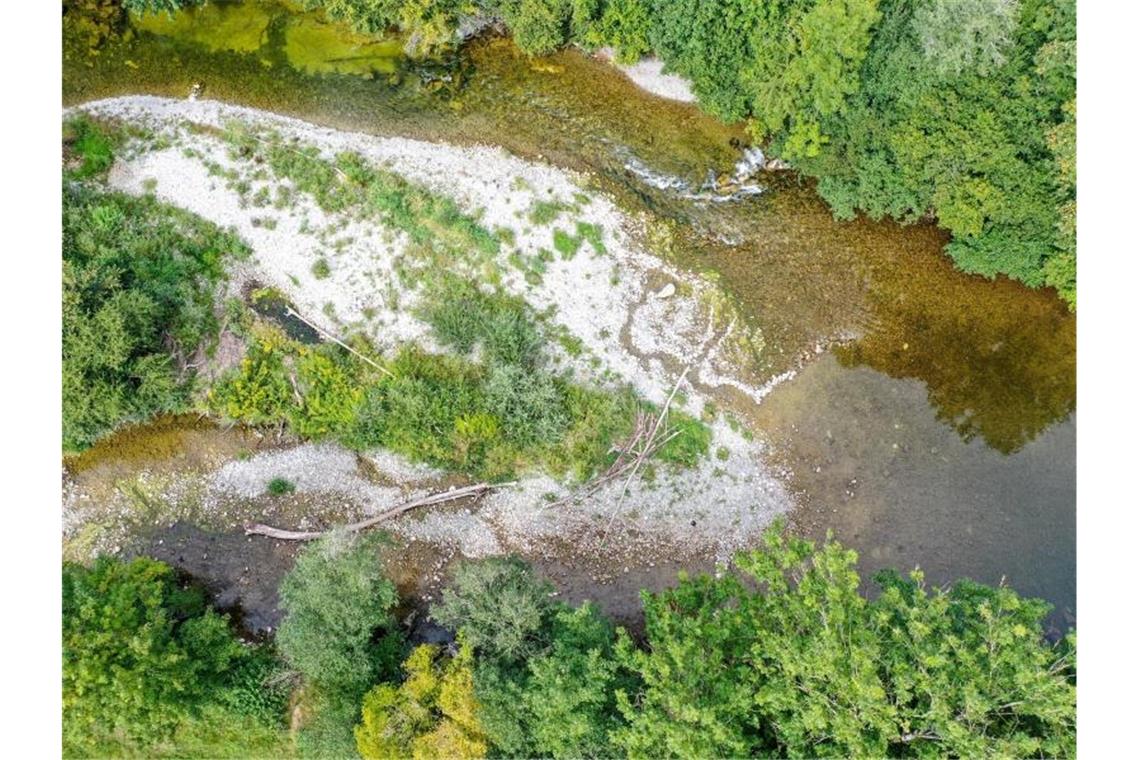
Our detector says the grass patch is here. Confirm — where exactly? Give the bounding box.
[527,199,570,226]
[311,257,331,279]
[553,228,583,260]
[64,115,117,179]
[267,477,296,495]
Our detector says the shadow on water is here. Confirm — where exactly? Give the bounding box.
[64,0,1075,622]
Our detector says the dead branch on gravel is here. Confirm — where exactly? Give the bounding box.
[244,481,509,541]
[544,367,690,530]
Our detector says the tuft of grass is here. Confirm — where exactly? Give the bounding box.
[527,199,569,226]
[552,228,583,260]
[657,414,713,467]
[576,221,606,254]
[312,257,332,279]
[267,477,296,495]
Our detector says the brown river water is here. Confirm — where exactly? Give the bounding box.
[63,0,1075,626]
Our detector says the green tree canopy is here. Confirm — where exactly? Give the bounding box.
[62,557,244,754]
[613,523,1076,757]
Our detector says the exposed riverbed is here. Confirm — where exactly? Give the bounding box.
[63,0,1075,626]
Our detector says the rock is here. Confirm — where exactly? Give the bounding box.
[654,282,676,299]
[764,157,791,171]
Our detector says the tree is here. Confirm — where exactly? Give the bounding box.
[745,0,881,158]
[431,556,557,662]
[277,533,403,694]
[356,643,488,759]
[431,558,625,757]
[62,557,244,755]
[613,522,1076,757]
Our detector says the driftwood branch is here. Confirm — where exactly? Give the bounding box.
[285,307,395,378]
[244,482,507,541]
[600,366,689,543]
[542,367,690,534]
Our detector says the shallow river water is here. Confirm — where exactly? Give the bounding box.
[64,0,1075,623]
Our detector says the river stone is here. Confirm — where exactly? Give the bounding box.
[655,282,676,299]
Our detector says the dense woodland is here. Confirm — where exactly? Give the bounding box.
[118,0,1077,308]
[64,524,1076,758]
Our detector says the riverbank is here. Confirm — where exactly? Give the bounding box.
[63,98,794,620]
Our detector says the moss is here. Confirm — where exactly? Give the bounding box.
[130,2,271,54]
[283,15,403,77]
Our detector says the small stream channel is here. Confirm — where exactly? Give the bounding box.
[63,0,1076,624]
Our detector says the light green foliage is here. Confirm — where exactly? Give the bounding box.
[64,115,117,178]
[277,534,404,694]
[655,411,712,466]
[290,348,365,437]
[61,557,269,756]
[355,643,488,759]
[913,0,1017,77]
[63,181,246,451]
[746,0,881,158]
[304,0,471,56]
[208,329,295,425]
[613,522,1077,757]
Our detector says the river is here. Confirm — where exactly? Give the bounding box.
[63,0,1075,625]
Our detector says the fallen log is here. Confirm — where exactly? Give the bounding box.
[244,482,504,541]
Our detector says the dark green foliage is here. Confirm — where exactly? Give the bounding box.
[648,0,760,121]
[613,521,1077,757]
[63,184,247,451]
[62,557,261,756]
[267,477,296,495]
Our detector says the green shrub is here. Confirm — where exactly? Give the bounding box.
[311,257,332,279]
[63,185,247,451]
[432,556,557,662]
[289,348,364,438]
[267,477,295,495]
